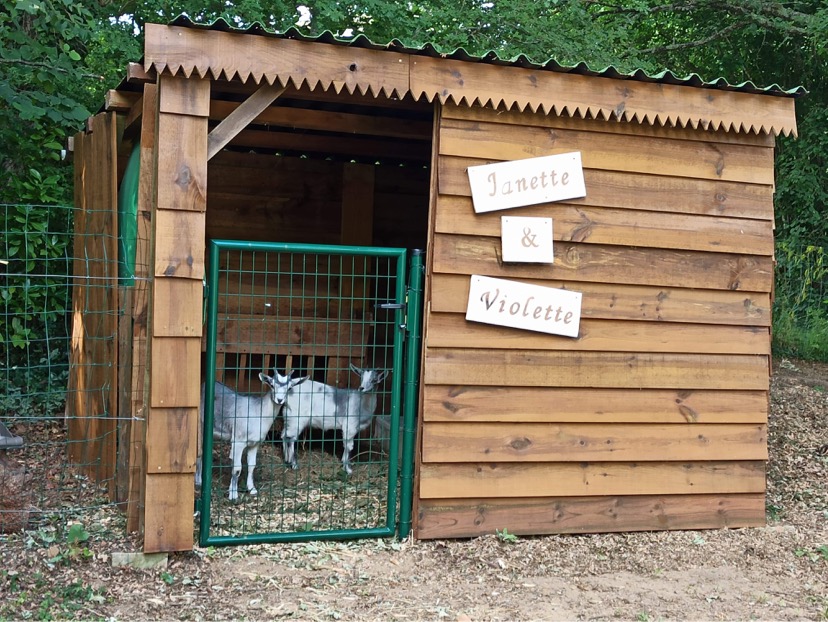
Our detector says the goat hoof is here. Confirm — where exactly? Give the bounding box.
[249,488,258,496]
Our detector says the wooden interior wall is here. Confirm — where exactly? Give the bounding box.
[67,112,119,494]
[143,75,209,553]
[415,104,775,538]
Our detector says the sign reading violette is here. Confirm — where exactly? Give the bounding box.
[466,275,581,338]
[467,152,586,213]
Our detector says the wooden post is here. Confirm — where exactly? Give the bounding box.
[143,74,209,553]
[126,83,159,533]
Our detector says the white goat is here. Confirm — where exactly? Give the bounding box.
[281,364,388,475]
[196,371,308,501]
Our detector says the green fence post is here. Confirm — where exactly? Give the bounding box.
[398,249,424,539]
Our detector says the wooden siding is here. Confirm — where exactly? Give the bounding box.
[414,104,774,538]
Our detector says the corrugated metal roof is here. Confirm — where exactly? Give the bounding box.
[169,15,806,98]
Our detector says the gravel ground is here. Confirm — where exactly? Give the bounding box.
[1,358,826,621]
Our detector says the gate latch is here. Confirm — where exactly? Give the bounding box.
[375,302,407,331]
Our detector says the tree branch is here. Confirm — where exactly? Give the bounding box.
[0,58,104,80]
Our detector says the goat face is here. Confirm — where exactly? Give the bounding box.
[260,370,308,405]
[349,364,389,393]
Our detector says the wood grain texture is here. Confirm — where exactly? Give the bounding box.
[438,157,774,220]
[427,313,770,355]
[145,407,198,473]
[438,116,775,184]
[421,422,767,462]
[158,74,210,116]
[67,112,118,491]
[415,494,766,538]
[434,195,774,255]
[152,278,203,337]
[430,273,770,326]
[422,385,768,424]
[150,337,202,408]
[146,24,410,98]
[143,474,196,552]
[423,349,770,390]
[432,233,774,292]
[441,104,777,147]
[419,461,766,498]
[207,84,286,160]
[127,83,158,533]
[206,314,369,357]
[410,55,796,136]
[156,113,207,212]
[153,210,206,279]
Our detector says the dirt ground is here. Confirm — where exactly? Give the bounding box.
[1,358,827,621]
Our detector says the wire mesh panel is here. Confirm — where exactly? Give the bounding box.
[200,240,410,545]
[1,203,142,538]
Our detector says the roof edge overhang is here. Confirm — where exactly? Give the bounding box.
[144,23,799,137]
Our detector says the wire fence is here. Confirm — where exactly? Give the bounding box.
[1,203,139,535]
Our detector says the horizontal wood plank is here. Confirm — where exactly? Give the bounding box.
[432,233,774,292]
[422,349,770,390]
[422,385,768,424]
[415,494,766,538]
[206,314,370,357]
[427,313,769,355]
[435,195,774,255]
[438,157,774,221]
[421,422,767,462]
[441,104,777,147]
[438,117,775,184]
[419,461,766,498]
[430,273,770,326]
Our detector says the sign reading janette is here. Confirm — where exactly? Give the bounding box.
[466,275,581,338]
[467,152,586,213]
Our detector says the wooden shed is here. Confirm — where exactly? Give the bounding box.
[70,19,799,553]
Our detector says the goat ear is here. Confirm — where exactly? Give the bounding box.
[350,364,360,375]
[291,375,310,388]
[378,371,389,383]
[259,372,273,385]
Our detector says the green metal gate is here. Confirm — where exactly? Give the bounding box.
[199,240,422,546]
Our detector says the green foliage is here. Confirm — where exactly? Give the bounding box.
[1,204,73,403]
[0,0,826,364]
[495,527,518,543]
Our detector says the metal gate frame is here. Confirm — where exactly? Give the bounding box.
[198,240,423,546]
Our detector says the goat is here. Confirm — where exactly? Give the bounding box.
[196,371,308,501]
[281,364,389,475]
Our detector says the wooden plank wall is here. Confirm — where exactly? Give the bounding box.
[67,112,119,493]
[143,75,209,552]
[415,104,775,538]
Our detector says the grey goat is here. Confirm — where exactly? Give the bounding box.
[281,364,388,475]
[196,371,308,501]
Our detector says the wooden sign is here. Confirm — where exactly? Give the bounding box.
[501,216,554,263]
[466,275,581,338]
[467,152,586,213]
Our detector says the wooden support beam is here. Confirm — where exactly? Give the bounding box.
[105,89,140,112]
[207,84,286,160]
